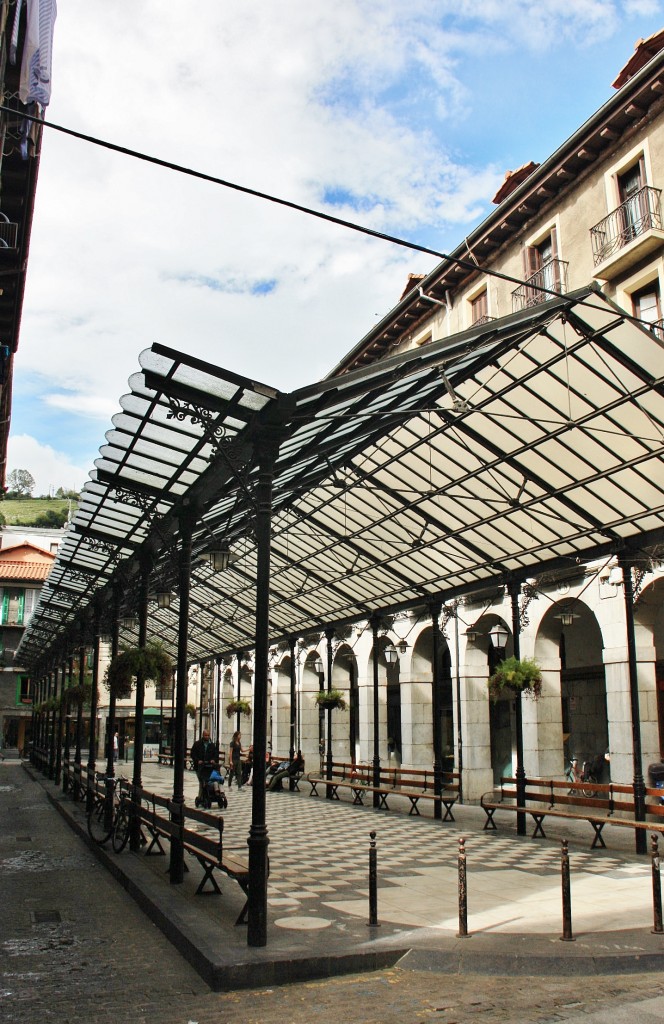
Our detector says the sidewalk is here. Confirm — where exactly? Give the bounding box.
[12,760,664,990]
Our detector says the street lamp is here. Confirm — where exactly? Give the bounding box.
[206,543,231,572]
[489,624,509,651]
[314,656,324,674]
[396,639,409,655]
[156,590,172,609]
[465,626,479,643]
[119,614,137,630]
[384,644,398,665]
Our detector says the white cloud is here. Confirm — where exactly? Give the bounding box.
[7,435,89,497]
[12,0,663,468]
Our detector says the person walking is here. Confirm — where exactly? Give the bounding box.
[229,730,244,789]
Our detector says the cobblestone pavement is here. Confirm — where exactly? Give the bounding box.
[2,763,664,1024]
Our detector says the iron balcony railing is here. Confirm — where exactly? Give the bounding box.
[590,185,662,267]
[649,318,664,341]
[0,212,18,250]
[511,258,569,312]
[471,314,496,327]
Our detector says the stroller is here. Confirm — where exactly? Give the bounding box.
[196,763,228,810]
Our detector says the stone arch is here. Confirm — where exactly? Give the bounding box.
[331,643,358,761]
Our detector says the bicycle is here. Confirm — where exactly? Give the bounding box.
[110,782,133,853]
[565,757,582,795]
[86,774,130,848]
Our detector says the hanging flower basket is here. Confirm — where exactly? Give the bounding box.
[314,689,347,711]
[106,643,173,700]
[488,656,542,702]
[226,698,251,719]
[66,681,92,707]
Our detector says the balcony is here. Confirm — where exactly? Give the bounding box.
[511,259,569,313]
[591,186,664,280]
[471,314,496,327]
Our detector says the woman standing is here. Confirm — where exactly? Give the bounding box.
[229,730,243,789]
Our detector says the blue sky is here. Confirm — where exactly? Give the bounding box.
[7,0,664,495]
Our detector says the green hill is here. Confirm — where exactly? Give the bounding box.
[0,498,76,527]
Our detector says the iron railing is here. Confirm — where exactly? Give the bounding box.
[649,318,664,341]
[590,186,662,267]
[511,258,569,312]
[471,314,496,327]
[0,212,17,249]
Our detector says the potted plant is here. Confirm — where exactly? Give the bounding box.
[226,698,251,719]
[66,681,92,706]
[488,656,542,702]
[314,688,347,711]
[185,702,197,720]
[106,642,173,700]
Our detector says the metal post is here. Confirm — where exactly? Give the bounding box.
[652,834,663,934]
[509,582,526,837]
[370,613,381,809]
[367,831,379,927]
[457,837,469,938]
[288,637,296,791]
[104,586,120,831]
[47,667,57,779]
[54,657,66,784]
[170,508,194,884]
[63,656,73,791]
[130,555,151,852]
[619,555,647,855]
[325,625,334,797]
[453,603,463,804]
[431,602,443,821]
[560,839,574,941]
[248,433,279,949]
[214,656,222,749]
[74,636,85,801]
[86,607,101,814]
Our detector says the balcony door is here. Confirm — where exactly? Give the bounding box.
[632,281,662,339]
[618,159,646,242]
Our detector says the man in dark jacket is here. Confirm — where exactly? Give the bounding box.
[190,730,220,806]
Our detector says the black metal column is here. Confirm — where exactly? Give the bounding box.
[63,656,73,790]
[54,656,66,785]
[130,555,151,852]
[74,635,85,801]
[370,614,381,809]
[86,607,101,814]
[453,603,464,804]
[325,626,334,797]
[214,656,222,748]
[48,666,57,779]
[620,555,647,855]
[288,637,296,790]
[170,508,194,884]
[247,438,278,948]
[104,586,120,829]
[509,582,526,837]
[431,602,443,821]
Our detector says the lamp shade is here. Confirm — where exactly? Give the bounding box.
[489,624,509,651]
[314,656,324,674]
[156,590,171,609]
[384,644,398,665]
[207,543,231,572]
[119,615,137,630]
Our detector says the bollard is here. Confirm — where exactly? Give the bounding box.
[560,839,575,942]
[651,833,663,934]
[457,837,469,938]
[367,830,379,927]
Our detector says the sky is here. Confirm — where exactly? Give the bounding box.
[6,0,664,496]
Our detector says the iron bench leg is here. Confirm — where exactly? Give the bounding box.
[377,792,389,810]
[531,813,546,839]
[194,857,222,896]
[441,799,456,822]
[482,807,497,831]
[590,821,606,849]
[352,787,365,805]
[407,796,420,816]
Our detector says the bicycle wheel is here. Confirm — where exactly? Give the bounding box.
[87,796,113,845]
[111,802,131,853]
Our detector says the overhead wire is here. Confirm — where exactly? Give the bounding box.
[5,104,662,336]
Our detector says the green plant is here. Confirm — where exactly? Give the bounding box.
[314,688,347,711]
[66,681,92,707]
[185,702,196,719]
[488,656,542,702]
[106,642,173,699]
[226,698,251,719]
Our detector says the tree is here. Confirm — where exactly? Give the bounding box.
[6,468,35,498]
[32,508,68,528]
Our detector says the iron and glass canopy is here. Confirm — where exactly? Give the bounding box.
[18,285,664,668]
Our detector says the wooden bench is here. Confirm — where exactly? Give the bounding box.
[308,762,459,820]
[481,776,664,849]
[133,789,251,923]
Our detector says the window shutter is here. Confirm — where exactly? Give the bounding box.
[523,246,540,280]
[23,588,36,622]
[17,590,25,625]
[0,589,8,625]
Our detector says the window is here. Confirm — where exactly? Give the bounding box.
[470,289,489,325]
[513,225,568,311]
[632,281,663,339]
[618,158,647,243]
[0,588,25,625]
